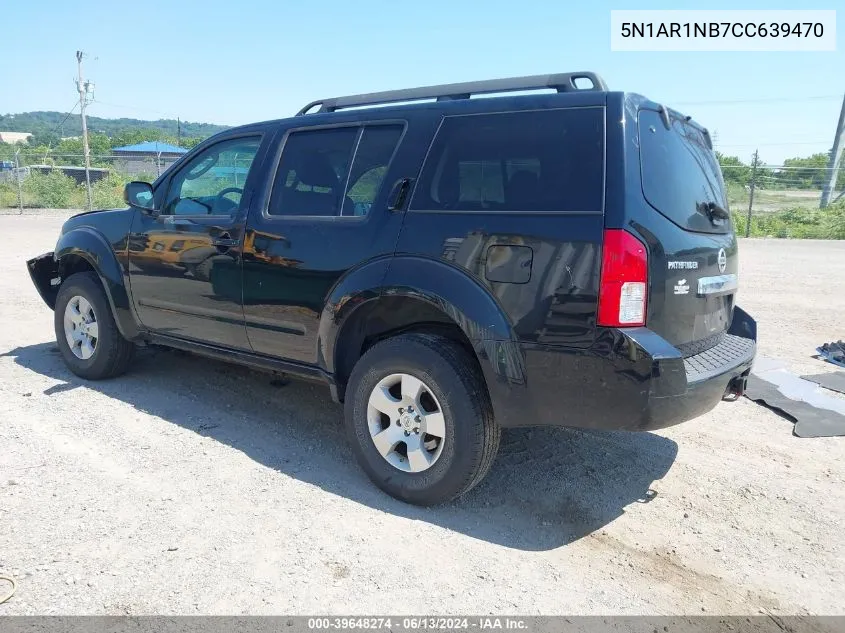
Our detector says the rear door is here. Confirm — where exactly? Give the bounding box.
[241,116,413,363]
[635,107,737,354]
[399,100,606,349]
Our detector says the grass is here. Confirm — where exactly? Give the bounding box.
[732,201,845,239]
[0,169,152,210]
[727,184,824,214]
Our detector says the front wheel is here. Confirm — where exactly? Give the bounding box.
[54,272,135,380]
[344,333,500,506]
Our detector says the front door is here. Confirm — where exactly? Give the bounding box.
[241,119,416,364]
[128,133,267,350]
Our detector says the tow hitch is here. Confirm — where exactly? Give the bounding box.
[723,371,749,402]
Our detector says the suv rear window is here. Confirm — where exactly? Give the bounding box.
[638,110,730,234]
[411,108,604,213]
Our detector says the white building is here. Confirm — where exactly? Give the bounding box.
[0,131,33,144]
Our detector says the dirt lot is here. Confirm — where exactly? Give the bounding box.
[1,211,844,616]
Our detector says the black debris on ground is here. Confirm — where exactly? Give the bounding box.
[799,371,845,395]
[745,375,845,438]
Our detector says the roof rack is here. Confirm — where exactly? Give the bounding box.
[296,72,608,116]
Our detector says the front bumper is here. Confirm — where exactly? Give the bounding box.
[486,306,757,432]
[27,251,60,310]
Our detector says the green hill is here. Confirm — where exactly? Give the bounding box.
[0,111,230,146]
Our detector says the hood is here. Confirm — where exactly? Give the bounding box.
[61,207,134,235]
[69,206,124,220]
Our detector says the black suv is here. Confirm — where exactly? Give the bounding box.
[27,72,756,505]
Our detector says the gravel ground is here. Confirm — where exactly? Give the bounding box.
[1,211,844,616]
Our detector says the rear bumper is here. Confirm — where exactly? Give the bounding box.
[484,306,757,432]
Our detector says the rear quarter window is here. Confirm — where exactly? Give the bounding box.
[638,109,730,234]
[411,108,604,213]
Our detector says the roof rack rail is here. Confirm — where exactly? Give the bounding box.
[296,72,608,116]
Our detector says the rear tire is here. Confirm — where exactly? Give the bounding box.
[344,333,500,506]
[54,271,135,380]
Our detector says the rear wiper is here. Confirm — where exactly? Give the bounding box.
[696,201,730,223]
[707,202,730,220]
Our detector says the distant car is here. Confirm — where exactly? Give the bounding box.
[0,160,14,172]
[27,71,757,506]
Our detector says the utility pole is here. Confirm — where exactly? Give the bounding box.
[820,92,845,209]
[76,50,93,211]
[745,149,759,238]
[177,117,181,146]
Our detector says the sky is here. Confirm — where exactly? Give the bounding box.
[2,0,842,165]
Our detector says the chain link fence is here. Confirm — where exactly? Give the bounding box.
[720,160,844,239]
[0,151,180,214]
[1,151,843,238]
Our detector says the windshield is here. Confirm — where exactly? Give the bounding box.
[638,109,731,234]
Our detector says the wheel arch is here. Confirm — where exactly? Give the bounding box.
[55,227,142,340]
[322,255,527,406]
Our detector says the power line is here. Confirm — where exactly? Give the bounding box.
[673,94,842,106]
[44,102,80,141]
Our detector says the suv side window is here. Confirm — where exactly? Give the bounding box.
[163,136,262,216]
[267,124,403,217]
[410,109,603,213]
[342,126,403,216]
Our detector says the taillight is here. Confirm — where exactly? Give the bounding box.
[597,229,648,327]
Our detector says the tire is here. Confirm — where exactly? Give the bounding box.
[344,333,500,506]
[54,271,135,380]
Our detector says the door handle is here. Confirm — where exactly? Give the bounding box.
[387,178,413,212]
[211,230,239,248]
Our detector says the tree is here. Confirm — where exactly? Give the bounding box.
[180,137,203,150]
[110,129,202,151]
[54,133,112,166]
[26,130,60,148]
[715,152,773,190]
[773,153,828,189]
[715,152,750,186]
[0,111,229,139]
[110,128,168,149]
[769,152,844,190]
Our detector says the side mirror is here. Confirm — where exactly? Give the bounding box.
[124,181,156,213]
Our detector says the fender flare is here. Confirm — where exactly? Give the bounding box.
[55,227,142,340]
[380,255,518,342]
[317,257,392,373]
[319,255,527,398]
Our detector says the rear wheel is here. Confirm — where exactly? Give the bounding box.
[54,272,134,380]
[344,333,500,506]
